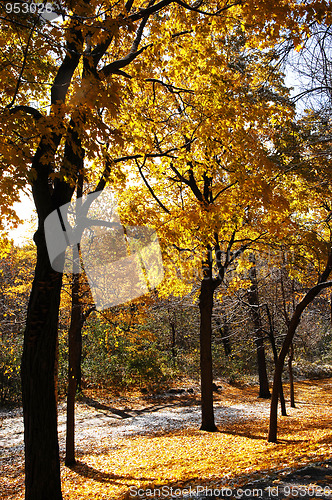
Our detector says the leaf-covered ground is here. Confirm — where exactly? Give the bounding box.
[1,379,332,499]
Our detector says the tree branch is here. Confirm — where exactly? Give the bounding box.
[8,105,43,120]
[146,78,194,94]
[136,159,171,214]
[212,181,238,202]
[81,306,96,326]
[101,15,151,77]
[128,0,173,22]
[174,0,241,16]
[51,21,83,104]
[125,0,135,13]
[188,166,205,203]
[318,243,332,283]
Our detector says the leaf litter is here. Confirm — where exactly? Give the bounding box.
[1,379,332,499]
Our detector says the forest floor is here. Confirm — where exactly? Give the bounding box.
[1,379,332,499]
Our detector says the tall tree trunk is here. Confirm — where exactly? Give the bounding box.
[170,322,176,359]
[65,258,82,466]
[65,177,84,466]
[288,342,295,408]
[199,278,217,432]
[264,304,287,416]
[255,332,271,398]
[248,261,270,398]
[216,314,231,356]
[21,231,63,500]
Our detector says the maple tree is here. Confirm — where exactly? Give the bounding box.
[117,26,302,431]
[0,0,331,498]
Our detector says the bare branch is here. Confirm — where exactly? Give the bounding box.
[174,0,241,16]
[292,86,332,103]
[8,105,43,120]
[136,159,171,214]
[146,78,194,94]
[212,181,238,202]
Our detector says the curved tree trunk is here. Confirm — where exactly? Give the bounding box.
[268,274,332,442]
[21,232,64,500]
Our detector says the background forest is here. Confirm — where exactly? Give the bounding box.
[2,240,332,405]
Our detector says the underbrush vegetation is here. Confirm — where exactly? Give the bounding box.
[1,282,332,405]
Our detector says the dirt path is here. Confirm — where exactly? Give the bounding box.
[0,389,272,462]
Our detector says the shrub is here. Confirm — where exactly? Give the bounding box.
[0,333,22,405]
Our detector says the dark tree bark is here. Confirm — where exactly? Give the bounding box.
[65,264,82,466]
[21,120,80,499]
[264,304,287,416]
[288,342,295,408]
[197,233,249,431]
[167,306,177,359]
[247,261,270,399]
[199,277,218,432]
[216,314,231,356]
[21,233,64,500]
[170,321,176,359]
